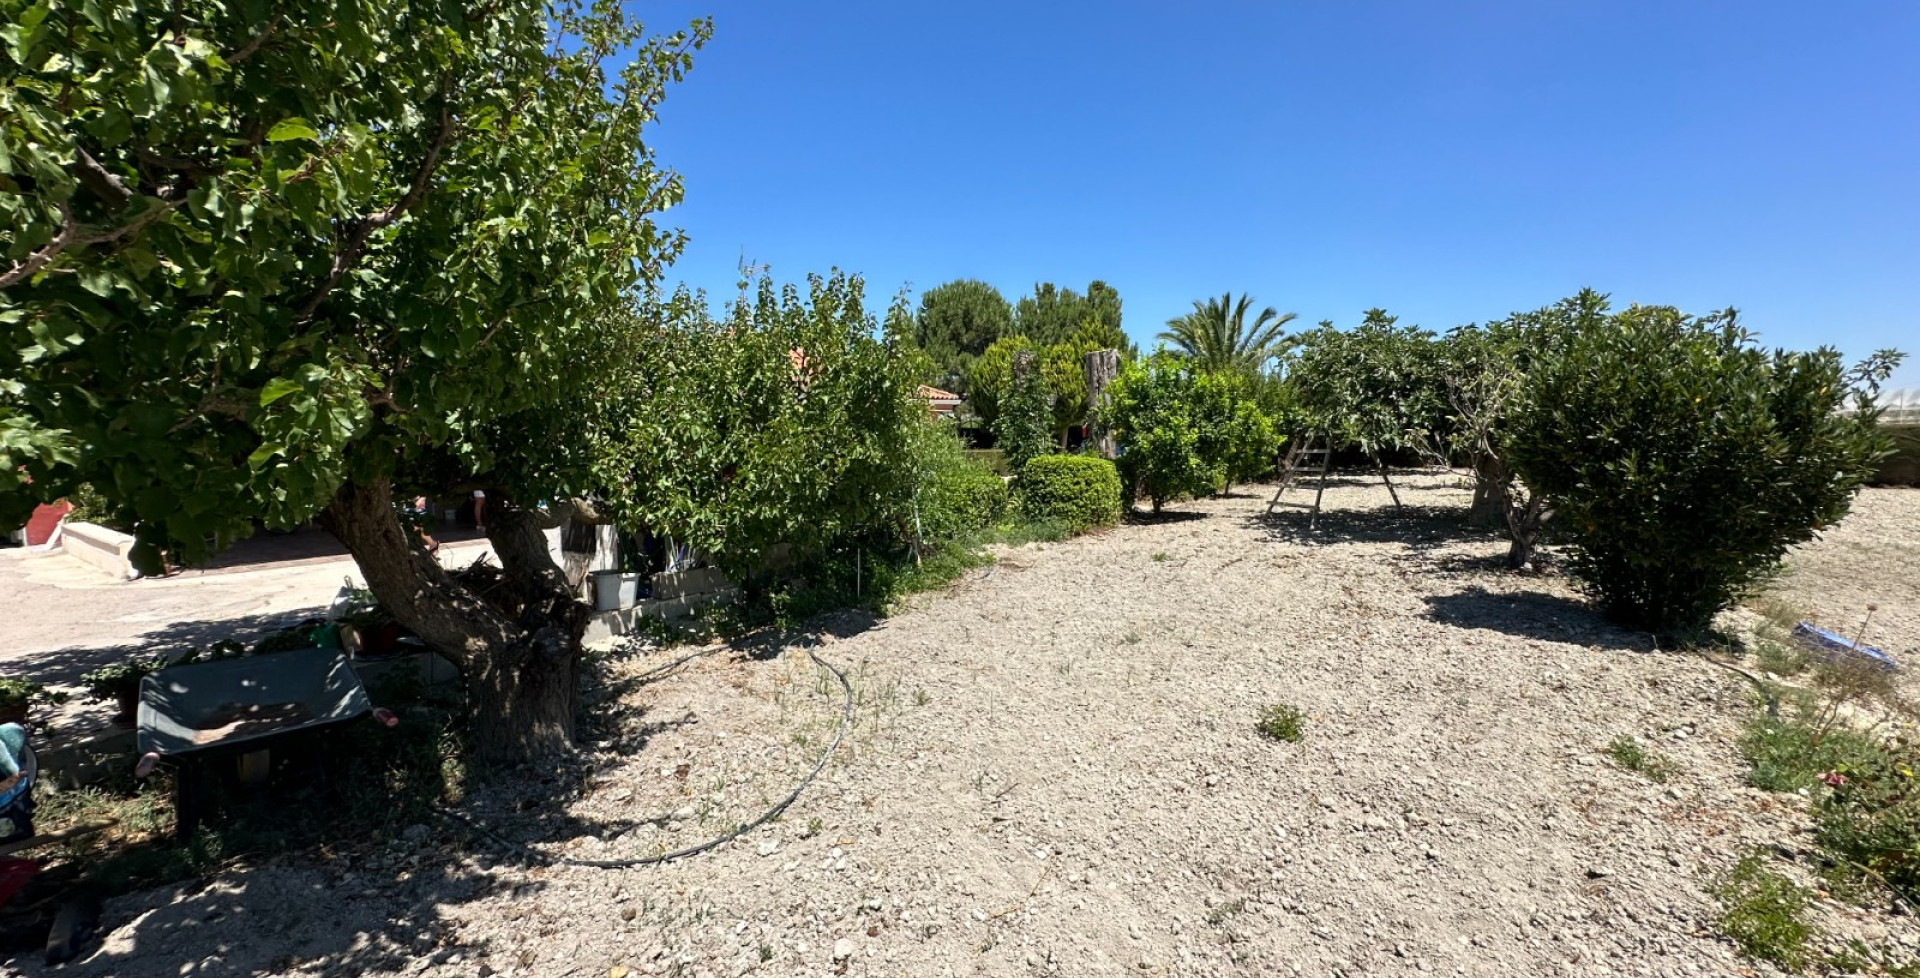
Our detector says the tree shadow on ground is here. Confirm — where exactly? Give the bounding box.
[1246,502,1495,549]
[3,856,517,976]
[1,674,518,976]
[6,611,882,973]
[440,610,880,870]
[1125,509,1209,525]
[10,609,329,688]
[1422,586,1645,652]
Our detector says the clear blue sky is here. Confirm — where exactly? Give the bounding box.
[639,1,1920,386]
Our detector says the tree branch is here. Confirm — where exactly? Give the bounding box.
[293,86,456,324]
[73,149,133,210]
[0,198,179,292]
[225,13,284,64]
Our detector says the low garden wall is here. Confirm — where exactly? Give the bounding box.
[1874,424,1920,486]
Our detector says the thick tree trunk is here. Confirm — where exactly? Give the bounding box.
[1468,452,1507,528]
[1504,492,1547,570]
[317,477,585,763]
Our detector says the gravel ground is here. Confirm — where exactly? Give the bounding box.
[20,474,1920,977]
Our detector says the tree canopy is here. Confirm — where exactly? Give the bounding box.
[1285,309,1447,454]
[1157,292,1296,375]
[912,278,1012,393]
[0,0,708,760]
[1013,280,1124,348]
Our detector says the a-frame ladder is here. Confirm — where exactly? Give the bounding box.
[1267,434,1405,529]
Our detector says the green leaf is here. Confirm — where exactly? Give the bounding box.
[259,378,302,406]
[266,118,321,143]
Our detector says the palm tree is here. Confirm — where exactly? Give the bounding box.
[1157,292,1298,373]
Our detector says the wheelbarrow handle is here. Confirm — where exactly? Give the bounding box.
[373,708,399,728]
[133,751,162,779]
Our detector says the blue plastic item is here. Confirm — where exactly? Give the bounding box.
[1792,622,1899,672]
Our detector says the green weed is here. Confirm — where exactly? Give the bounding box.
[1605,734,1677,783]
[1711,852,1814,971]
[1256,703,1306,744]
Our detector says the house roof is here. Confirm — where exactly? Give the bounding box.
[917,385,961,401]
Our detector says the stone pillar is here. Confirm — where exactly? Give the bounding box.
[1083,348,1120,458]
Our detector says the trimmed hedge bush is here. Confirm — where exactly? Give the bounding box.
[1017,455,1122,533]
[923,460,1008,541]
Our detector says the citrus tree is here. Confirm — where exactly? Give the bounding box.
[1102,353,1215,511]
[599,273,924,583]
[0,0,708,761]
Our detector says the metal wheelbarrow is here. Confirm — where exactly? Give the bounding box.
[133,647,396,838]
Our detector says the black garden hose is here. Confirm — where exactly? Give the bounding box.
[434,644,854,869]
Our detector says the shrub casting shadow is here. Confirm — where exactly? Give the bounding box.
[1423,586,1644,652]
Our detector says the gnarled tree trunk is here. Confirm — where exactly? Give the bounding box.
[1468,451,1507,528]
[317,477,588,763]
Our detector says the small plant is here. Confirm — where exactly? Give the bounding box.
[1711,851,1814,971]
[79,655,170,701]
[1813,733,1920,905]
[758,945,773,963]
[1256,703,1306,744]
[1605,734,1676,783]
[803,817,823,839]
[1751,635,1810,677]
[912,689,930,707]
[1742,702,1883,793]
[1204,897,1246,926]
[1151,552,1170,563]
[0,677,57,719]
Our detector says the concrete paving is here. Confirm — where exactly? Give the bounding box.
[0,529,497,689]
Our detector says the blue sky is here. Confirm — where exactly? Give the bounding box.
[639,1,1919,386]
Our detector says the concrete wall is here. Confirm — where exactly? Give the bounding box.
[61,521,138,579]
[1875,424,1920,486]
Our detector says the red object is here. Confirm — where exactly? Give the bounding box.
[0,858,40,908]
[23,501,72,547]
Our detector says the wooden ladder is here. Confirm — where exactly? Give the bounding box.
[1267,433,1336,528]
[1266,434,1406,529]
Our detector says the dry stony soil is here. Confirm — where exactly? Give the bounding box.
[17,474,1920,978]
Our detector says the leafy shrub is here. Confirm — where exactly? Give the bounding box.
[1192,371,1278,489]
[1712,851,1814,971]
[1102,353,1215,511]
[1814,734,1920,904]
[1507,302,1897,637]
[1016,455,1121,534]
[1256,703,1306,743]
[0,677,47,714]
[910,423,1008,543]
[993,352,1055,472]
[80,655,171,700]
[600,274,925,584]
